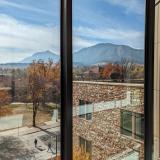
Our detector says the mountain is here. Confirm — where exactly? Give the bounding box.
[0,44,144,69]
[20,50,59,63]
[73,43,144,66]
[0,63,29,69]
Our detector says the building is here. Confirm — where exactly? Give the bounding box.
[73,81,144,160]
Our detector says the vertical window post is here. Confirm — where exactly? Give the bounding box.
[61,0,72,160]
[144,0,155,159]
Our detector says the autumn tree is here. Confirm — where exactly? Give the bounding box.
[0,90,12,116]
[51,63,60,106]
[54,147,90,160]
[101,63,122,80]
[110,64,122,81]
[101,63,113,79]
[27,60,56,126]
[73,147,90,160]
[130,65,144,80]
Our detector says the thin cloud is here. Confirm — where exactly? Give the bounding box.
[74,26,144,49]
[0,14,60,63]
[73,37,97,52]
[0,0,53,15]
[104,0,145,15]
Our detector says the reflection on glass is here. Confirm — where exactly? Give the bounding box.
[121,110,132,136]
[135,113,144,140]
[73,0,145,159]
[0,0,60,159]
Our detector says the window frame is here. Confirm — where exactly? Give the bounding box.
[60,0,72,160]
[121,110,133,137]
[79,136,92,155]
[121,110,144,140]
[78,100,93,120]
[60,0,155,160]
[135,113,144,140]
[144,0,155,160]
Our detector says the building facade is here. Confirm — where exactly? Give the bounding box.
[73,81,144,160]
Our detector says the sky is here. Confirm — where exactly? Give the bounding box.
[0,0,145,63]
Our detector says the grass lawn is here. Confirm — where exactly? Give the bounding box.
[0,102,59,128]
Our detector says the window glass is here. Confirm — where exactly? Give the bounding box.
[135,113,144,140]
[121,110,132,136]
[0,1,60,159]
[73,0,145,159]
[79,136,92,157]
[79,100,86,118]
[86,140,92,154]
[79,136,86,149]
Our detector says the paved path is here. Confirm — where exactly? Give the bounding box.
[20,126,60,160]
[0,122,60,160]
[0,121,60,136]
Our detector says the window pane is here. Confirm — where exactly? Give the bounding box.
[0,1,60,159]
[86,140,92,156]
[79,136,86,149]
[135,113,144,140]
[121,110,132,136]
[86,113,92,120]
[86,103,93,120]
[79,100,86,118]
[73,0,145,159]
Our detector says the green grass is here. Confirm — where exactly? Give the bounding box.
[4,102,60,110]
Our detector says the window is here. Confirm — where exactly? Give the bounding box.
[121,110,144,140]
[79,100,93,120]
[79,136,92,155]
[72,0,146,159]
[0,1,61,159]
[0,0,155,159]
[121,110,132,136]
[135,113,144,140]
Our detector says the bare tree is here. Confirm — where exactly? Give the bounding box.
[120,57,135,82]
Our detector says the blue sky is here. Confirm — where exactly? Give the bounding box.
[73,0,145,51]
[0,0,145,63]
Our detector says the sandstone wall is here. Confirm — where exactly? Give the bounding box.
[73,81,144,160]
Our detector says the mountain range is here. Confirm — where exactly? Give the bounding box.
[0,43,144,68]
[73,43,144,66]
[19,50,59,63]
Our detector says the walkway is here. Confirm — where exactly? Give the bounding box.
[0,122,60,160]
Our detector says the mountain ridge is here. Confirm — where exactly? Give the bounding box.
[19,50,59,63]
[0,43,144,68]
[73,43,144,66]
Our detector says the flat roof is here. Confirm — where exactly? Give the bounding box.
[73,81,144,87]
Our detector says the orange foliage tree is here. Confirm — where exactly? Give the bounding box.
[102,63,122,80]
[73,147,90,160]
[102,63,113,79]
[27,60,59,126]
[0,90,12,116]
[54,147,90,160]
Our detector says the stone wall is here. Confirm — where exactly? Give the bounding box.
[73,81,144,109]
[73,81,144,160]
